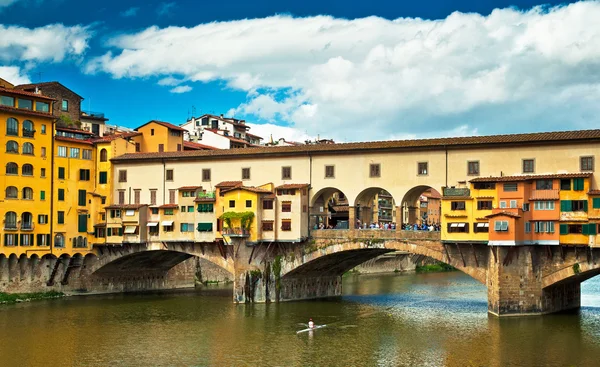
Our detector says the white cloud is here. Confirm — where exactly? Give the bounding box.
[0,66,31,84]
[246,123,314,144]
[120,7,139,17]
[0,0,18,8]
[88,2,600,141]
[158,76,184,86]
[170,85,192,93]
[0,23,91,63]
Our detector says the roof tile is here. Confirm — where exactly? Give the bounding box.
[0,86,55,100]
[471,172,591,183]
[276,184,310,189]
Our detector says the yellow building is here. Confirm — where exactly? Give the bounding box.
[134,120,185,153]
[1,87,55,255]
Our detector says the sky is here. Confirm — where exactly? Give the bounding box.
[1,0,599,142]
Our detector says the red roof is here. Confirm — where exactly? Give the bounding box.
[470,173,591,183]
[54,136,93,145]
[222,186,273,194]
[14,81,83,99]
[183,141,219,150]
[245,132,263,140]
[194,197,216,202]
[0,105,55,118]
[216,181,242,188]
[178,186,202,190]
[91,132,141,143]
[56,126,95,135]
[158,204,179,209]
[529,189,560,201]
[275,184,309,189]
[104,204,147,210]
[0,86,55,100]
[136,120,186,132]
[485,211,521,219]
[588,190,600,195]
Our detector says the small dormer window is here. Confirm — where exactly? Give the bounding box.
[61,99,68,111]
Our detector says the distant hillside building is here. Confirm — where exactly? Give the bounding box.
[180,114,262,149]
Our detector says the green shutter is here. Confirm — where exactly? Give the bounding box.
[584,200,588,212]
[197,223,213,232]
[560,224,568,235]
[40,191,45,200]
[78,190,86,206]
[560,200,571,212]
[78,214,87,233]
[58,167,65,179]
[594,198,600,209]
[99,172,107,184]
[58,189,64,201]
[574,178,584,191]
[588,223,597,235]
[583,224,590,235]
[118,227,123,236]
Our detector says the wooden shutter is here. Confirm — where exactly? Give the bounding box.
[78,214,87,233]
[560,200,571,212]
[78,190,86,206]
[559,224,568,235]
[169,190,176,204]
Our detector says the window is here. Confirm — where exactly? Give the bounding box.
[573,178,585,191]
[163,223,174,232]
[150,190,157,205]
[534,201,555,210]
[100,148,108,162]
[262,222,274,231]
[164,208,174,215]
[277,189,296,196]
[125,210,135,217]
[99,171,108,184]
[22,142,33,155]
[533,221,555,234]
[19,213,31,231]
[282,201,292,212]
[187,206,194,213]
[180,223,194,232]
[417,162,428,175]
[41,124,46,134]
[494,220,509,232]
[593,198,600,209]
[477,201,492,210]
[135,142,141,152]
[166,169,174,181]
[325,165,335,178]
[57,211,65,224]
[118,170,127,182]
[58,189,65,201]
[41,147,46,157]
[474,222,489,233]
[242,168,250,180]
[536,179,553,190]
[37,234,50,246]
[467,161,480,175]
[473,182,495,189]
[6,162,18,175]
[35,101,49,112]
[169,190,176,204]
[158,144,164,152]
[263,200,274,210]
[581,156,594,171]
[5,186,17,199]
[22,187,33,200]
[564,224,583,234]
[503,183,518,192]
[110,209,121,218]
[447,223,469,233]
[18,99,32,110]
[197,203,214,212]
[6,140,18,153]
[40,190,45,200]
[61,99,68,111]
[95,228,106,238]
[522,159,535,173]
[151,128,155,136]
[1,96,15,107]
[451,201,465,210]
[282,166,292,180]
[4,212,17,229]
[197,223,213,232]
[118,191,125,204]
[6,117,18,136]
[78,190,86,206]
[21,234,34,246]
[525,222,531,233]
[369,163,381,178]
[202,169,211,181]
[82,149,92,160]
[58,146,67,157]
[246,200,252,208]
[509,200,517,208]
[79,169,91,181]
[561,200,587,212]
[499,201,507,209]
[560,179,571,190]
[522,203,530,212]
[134,190,141,205]
[22,164,33,176]
[281,220,292,231]
[177,144,182,151]
[78,214,88,233]
[58,167,65,179]
[69,148,80,158]
[229,200,235,208]
[53,233,64,247]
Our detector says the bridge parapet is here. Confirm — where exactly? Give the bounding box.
[311,229,440,241]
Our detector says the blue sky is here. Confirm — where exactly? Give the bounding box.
[1,0,598,142]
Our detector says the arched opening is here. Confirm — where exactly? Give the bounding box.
[400,186,442,229]
[5,186,18,199]
[5,162,18,175]
[6,141,18,153]
[6,117,18,136]
[22,142,34,155]
[21,212,33,230]
[354,187,397,229]
[54,233,65,248]
[4,211,17,230]
[310,187,350,229]
[22,187,33,200]
[22,164,33,176]
[22,120,34,137]
[99,148,108,162]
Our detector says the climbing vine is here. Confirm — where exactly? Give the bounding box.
[573,263,581,274]
[220,212,255,231]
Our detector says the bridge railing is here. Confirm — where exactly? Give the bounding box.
[311,229,440,241]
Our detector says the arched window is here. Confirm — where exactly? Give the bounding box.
[6,162,18,175]
[22,120,34,137]
[21,212,33,230]
[22,142,34,155]
[54,234,64,248]
[6,140,18,153]
[22,164,33,176]
[72,237,77,248]
[4,211,17,229]
[100,148,108,162]
[5,186,18,198]
[83,238,88,247]
[6,118,18,136]
[22,187,33,200]
[76,236,84,248]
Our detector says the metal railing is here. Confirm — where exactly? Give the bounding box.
[221,227,250,237]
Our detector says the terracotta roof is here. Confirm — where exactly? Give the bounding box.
[216,181,242,188]
[0,105,55,118]
[588,190,600,195]
[275,184,309,189]
[204,129,259,146]
[194,197,216,202]
[0,86,56,100]
[178,186,202,190]
[111,129,600,163]
[136,120,186,132]
[183,141,219,150]
[444,213,469,218]
[222,186,273,194]
[245,132,263,140]
[14,81,83,99]
[104,204,147,210]
[263,194,276,199]
[470,172,591,183]
[529,189,560,201]
[158,204,179,209]
[441,196,472,200]
[93,223,106,227]
[54,136,93,145]
[485,211,521,219]
[56,126,95,135]
[91,132,141,143]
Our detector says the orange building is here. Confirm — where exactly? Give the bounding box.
[134,120,185,153]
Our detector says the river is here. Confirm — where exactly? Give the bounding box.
[2,272,600,367]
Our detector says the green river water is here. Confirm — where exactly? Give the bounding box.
[2,272,600,367]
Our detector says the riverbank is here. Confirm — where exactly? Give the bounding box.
[416,262,456,273]
[0,291,64,305]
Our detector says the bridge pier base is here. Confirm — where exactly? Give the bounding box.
[280,276,342,301]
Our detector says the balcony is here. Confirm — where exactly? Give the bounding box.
[222,227,250,237]
[3,224,17,231]
[443,187,471,197]
[20,222,34,231]
[22,129,35,138]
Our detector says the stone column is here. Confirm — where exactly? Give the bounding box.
[395,206,403,231]
[348,206,356,229]
[407,206,419,224]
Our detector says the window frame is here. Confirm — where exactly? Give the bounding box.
[325,165,335,178]
[417,162,428,176]
[369,163,381,178]
[282,166,292,180]
[242,167,251,180]
[580,156,594,172]
[467,161,480,176]
[522,159,535,174]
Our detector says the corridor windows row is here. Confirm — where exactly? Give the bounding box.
[3,212,35,230]
[3,234,51,247]
[56,146,92,160]
[5,141,45,156]
[261,220,292,231]
[5,162,35,176]
[4,186,42,200]
[5,117,40,137]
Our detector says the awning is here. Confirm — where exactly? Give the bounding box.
[147,222,158,227]
[484,223,489,228]
[477,223,485,227]
[124,226,137,234]
[161,221,174,226]
[458,223,466,227]
[450,223,459,227]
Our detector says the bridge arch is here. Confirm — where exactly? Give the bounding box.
[310,186,350,229]
[353,187,397,228]
[400,185,442,226]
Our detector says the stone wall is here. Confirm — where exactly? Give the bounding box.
[353,254,418,274]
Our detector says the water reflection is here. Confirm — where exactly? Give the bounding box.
[0,273,600,366]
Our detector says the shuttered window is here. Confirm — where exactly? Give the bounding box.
[593,198,600,209]
[78,190,86,206]
[197,223,213,232]
[58,189,65,201]
[573,178,585,191]
[197,204,214,212]
[78,214,88,233]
